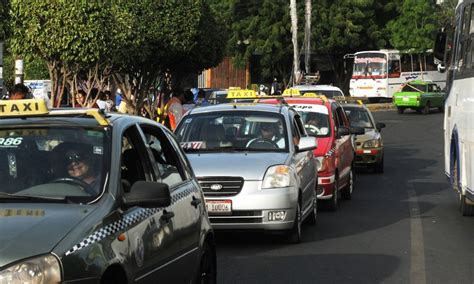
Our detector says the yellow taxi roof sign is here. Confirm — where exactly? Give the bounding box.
[282,88,301,96]
[227,89,258,99]
[0,99,49,117]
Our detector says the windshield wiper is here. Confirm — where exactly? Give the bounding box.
[0,192,67,203]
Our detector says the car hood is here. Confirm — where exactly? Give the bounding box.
[0,204,94,267]
[187,152,290,180]
[355,128,380,148]
[313,137,332,157]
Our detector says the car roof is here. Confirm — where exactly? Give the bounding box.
[188,102,292,115]
[341,103,368,110]
[292,84,343,92]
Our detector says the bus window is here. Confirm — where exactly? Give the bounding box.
[401,54,412,72]
[457,4,471,73]
[388,60,401,78]
[466,6,474,70]
[425,54,437,71]
[412,54,422,72]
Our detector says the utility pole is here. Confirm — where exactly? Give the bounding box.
[304,0,311,74]
[290,0,300,86]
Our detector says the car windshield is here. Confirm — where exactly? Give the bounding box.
[299,90,342,99]
[402,84,427,92]
[0,127,109,203]
[176,111,288,152]
[290,104,331,137]
[344,108,374,129]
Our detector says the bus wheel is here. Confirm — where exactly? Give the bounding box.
[397,107,405,114]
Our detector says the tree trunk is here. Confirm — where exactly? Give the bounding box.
[290,0,299,86]
[304,0,311,74]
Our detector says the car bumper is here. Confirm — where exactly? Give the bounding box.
[355,148,383,165]
[317,174,335,200]
[205,181,298,231]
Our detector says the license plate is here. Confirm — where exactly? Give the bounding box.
[402,97,409,102]
[206,200,232,214]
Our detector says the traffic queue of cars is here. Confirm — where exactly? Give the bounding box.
[175,86,386,242]
[0,88,385,283]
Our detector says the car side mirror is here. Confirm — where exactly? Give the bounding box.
[350,126,365,135]
[122,181,171,209]
[337,126,351,138]
[375,122,386,131]
[297,136,318,152]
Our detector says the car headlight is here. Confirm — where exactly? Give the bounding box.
[0,255,61,284]
[262,165,291,189]
[363,139,381,148]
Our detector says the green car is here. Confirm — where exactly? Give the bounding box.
[393,80,446,114]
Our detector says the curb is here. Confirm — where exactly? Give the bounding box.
[366,103,395,112]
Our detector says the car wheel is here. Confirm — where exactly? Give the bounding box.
[397,107,405,114]
[287,202,302,243]
[327,179,338,211]
[422,101,430,115]
[341,168,353,200]
[374,156,384,173]
[194,242,217,284]
[306,190,318,225]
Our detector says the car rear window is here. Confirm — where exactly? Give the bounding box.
[401,84,427,92]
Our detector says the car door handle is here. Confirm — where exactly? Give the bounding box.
[191,196,202,208]
[161,210,175,222]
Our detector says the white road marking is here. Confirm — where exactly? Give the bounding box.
[407,182,426,284]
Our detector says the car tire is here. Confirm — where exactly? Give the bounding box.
[397,107,405,114]
[306,190,318,225]
[194,242,217,284]
[327,179,338,211]
[422,101,430,115]
[374,156,384,173]
[341,168,353,200]
[287,202,302,243]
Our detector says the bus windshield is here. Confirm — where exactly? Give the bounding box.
[353,53,387,79]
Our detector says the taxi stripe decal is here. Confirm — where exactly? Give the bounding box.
[325,146,336,157]
[65,185,196,256]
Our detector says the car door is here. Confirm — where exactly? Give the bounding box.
[332,104,352,188]
[291,113,315,214]
[119,125,178,283]
[139,123,202,283]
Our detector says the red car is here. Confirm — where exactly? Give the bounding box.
[262,95,360,210]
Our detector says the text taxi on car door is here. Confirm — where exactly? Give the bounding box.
[261,89,364,211]
[0,99,215,284]
[174,89,318,243]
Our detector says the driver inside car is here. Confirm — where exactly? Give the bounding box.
[305,113,329,135]
[247,122,285,149]
[56,143,100,195]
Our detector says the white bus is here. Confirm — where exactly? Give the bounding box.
[349,49,446,102]
[435,0,474,215]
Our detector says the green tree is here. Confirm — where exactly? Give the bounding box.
[9,0,118,106]
[387,0,437,54]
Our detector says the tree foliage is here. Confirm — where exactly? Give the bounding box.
[8,0,226,113]
[387,0,437,53]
